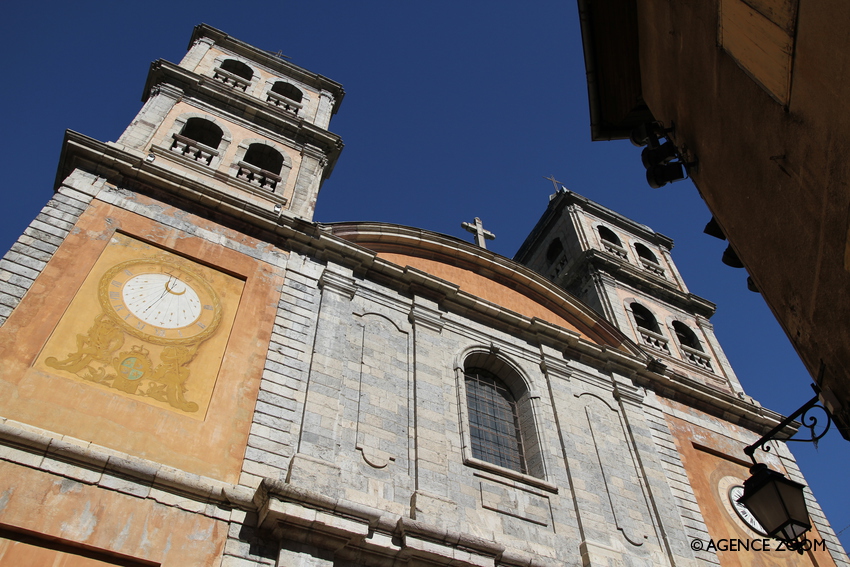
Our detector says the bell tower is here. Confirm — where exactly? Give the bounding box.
[113,24,344,221]
[515,186,745,395]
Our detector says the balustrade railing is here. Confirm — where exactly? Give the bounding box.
[640,258,666,277]
[266,90,303,115]
[236,161,282,192]
[639,329,670,354]
[603,242,629,260]
[681,344,713,371]
[170,134,219,166]
[213,67,250,91]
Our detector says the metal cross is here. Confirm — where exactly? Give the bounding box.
[462,217,496,249]
[544,175,564,192]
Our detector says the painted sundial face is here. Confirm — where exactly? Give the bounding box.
[100,259,222,345]
[729,485,768,536]
[123,272,203,328]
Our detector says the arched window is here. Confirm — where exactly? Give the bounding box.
[672,321,713,370]
[631,303,660,334]
[219,59,253,81]
[598,226,621,247]
[465,367,526,474]
[631,303,669,353]
[244,144,284,174]
[546,238,564,264]
[171,118,223,165]
[635,243,658,264]
[267,81,304,114]
[237,143,285,192]
[460,351,543,478]
[213,59,253,91]
[673,321,702,351]
[271,81,303,102]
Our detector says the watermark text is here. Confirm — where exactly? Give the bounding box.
[690,538,826,552]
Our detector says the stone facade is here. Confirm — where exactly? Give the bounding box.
[0,23,847,567]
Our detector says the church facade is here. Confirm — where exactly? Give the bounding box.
[0,24,846,567]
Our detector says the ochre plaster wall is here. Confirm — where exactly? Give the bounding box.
[0,195,284,483]
[0,461,226,566]
[664,404,836,567]
[377,252,586,338]
[635,0,850,426]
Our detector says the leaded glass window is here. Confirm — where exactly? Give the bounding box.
[465,368,526,474]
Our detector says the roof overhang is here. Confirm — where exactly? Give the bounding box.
[577,0,654,140]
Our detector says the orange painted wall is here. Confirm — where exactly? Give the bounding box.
[0,195,284,483]
[0,461,225,566]
[377,252,585,338]
[664,405,836,567]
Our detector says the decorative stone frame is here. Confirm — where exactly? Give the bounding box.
[624,299,670,355]
[210,55,259,95]
[594,223,630,261]
[228,138,292,203]
[453,346,555,491]
[630,240,666,278]
[153,112,232,173]
[263,78,311,118]
[665,317,714,372]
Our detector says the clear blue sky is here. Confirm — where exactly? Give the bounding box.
[2,0,847,551]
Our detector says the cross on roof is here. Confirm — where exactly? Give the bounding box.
[544,175,565,192]
[461,217,496,249]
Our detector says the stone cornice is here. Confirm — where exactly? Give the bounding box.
[0,417,255,511]
[255,478,554,567]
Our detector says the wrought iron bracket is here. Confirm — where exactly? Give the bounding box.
[744,384,832,464]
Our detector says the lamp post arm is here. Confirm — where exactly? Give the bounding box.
[744,386,830,463]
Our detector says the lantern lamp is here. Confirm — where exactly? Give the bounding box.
[738,463,811,545]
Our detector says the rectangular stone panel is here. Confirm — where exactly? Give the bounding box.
[478,478,551,527]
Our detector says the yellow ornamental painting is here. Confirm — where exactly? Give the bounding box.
[38,233,244,419]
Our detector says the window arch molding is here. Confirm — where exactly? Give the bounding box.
[594,223,629,260]
[633,242,658,264]
[211,55,257,94]
[162,112,232,170]
[624,298,670,354]
[229,138,293,197]
[665,317,714,372]
[453,347,552,488]
[264,77,310,115]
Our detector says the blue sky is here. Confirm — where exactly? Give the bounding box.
[2,0,847,551]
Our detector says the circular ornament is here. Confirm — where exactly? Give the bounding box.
[99,258,222,345]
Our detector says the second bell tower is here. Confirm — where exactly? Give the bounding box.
[515,186,745,395]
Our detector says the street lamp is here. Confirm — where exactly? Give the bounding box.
[737,463,811,545]
[739,382,832,553]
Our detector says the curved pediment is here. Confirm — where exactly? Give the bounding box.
[328,222,640,355]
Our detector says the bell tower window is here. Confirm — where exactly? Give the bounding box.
[213,59,253,91]
[635,243,657,264]
[267,82,303,114]
[171,118,223,166]
[546,238,564,264]
[598,226,627,259]
[635,243,665,276]
[673,321,713,371]
[237,144,285,192]
[631,303,670,353]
